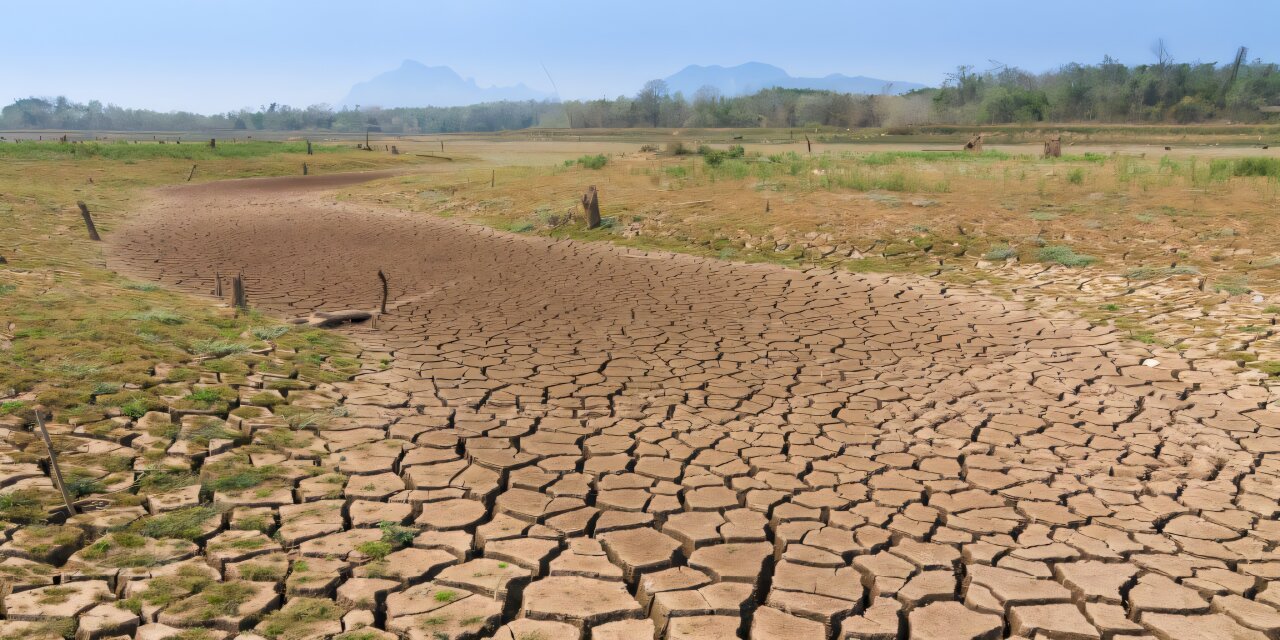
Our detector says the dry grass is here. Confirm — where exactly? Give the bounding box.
[340,147,1280,280]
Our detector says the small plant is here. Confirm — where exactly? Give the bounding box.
[123,282,162,292]
[251,326,289,341]
[1029,210,1059,221]
[355,541,392,560]
[434,590,458,602]
[1066,168,1085,184]
[1037,245,1095,267]
[379,521,416,546]
[508,221,534,233]
[984,244,1016,261]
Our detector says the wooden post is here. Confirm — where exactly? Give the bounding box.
[209,138,216,149]
[377,269,388,314]
[213,271,223,298]
[365,129,370,150]
[440,140,444,152]
[491,169,495,188]
[34,411,76,516]
[232,273,247,314]
[766,199,770,213]
[76,201,101,241]
[306,139,313,155]
[302,162,308,176]
[582,186,601,229]
[805,135,812,154]
[187,164,197,181]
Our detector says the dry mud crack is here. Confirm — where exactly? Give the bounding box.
[87,172,1280,639]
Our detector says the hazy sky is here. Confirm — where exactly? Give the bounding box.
[4,0,1278,113]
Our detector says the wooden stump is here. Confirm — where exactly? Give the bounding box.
[76,201,101,241]
[209,138,216,149]
[964,134,984,152]
[213,272,223,298]
[1043,136,1061,158]
[582,186,601,230]
[377,269,389,314]
[232,274,248,314]
[303,163,309,176]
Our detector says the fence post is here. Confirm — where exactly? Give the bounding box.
[76,201,101,241]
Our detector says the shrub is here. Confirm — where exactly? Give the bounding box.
[665,141,689,155]
[575,154,608,170]
[983,244,1017,261]
[1037,245,1095,267]
[1067,168,1085,184]
[1232,157,1280,178]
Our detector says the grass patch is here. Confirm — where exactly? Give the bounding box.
[190,339,251,357]
[984,244,1016,261]
[1124,265,1200,279]
[257,598,343,640]
[132,506,220,540]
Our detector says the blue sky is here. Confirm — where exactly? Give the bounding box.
[3,0,1278,113]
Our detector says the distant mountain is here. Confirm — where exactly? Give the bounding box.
[341,60,549,108]
[662,62,926,97]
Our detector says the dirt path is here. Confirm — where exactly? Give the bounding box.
[108,172,1280,639]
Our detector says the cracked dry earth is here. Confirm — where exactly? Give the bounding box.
[84,171,1280,640]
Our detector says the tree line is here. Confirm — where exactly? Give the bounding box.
[4,55,1278,133]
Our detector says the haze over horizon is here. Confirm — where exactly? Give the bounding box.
[4,0,1279,114]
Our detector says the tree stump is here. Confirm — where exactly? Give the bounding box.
[582,186,601,230]
[76,201,101,241]
[390,145,399,155]
[209,138,216,149]
[302,163,308,176]
[964,134,984,152]
[1043,136,1061,158]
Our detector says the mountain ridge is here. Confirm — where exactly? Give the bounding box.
[662,62,927,97]
[341,60,928,108]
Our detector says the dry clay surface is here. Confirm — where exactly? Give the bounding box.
[103,172,1280,639]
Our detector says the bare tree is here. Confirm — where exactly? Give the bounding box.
[636,79,669,127]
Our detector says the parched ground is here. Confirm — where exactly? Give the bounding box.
[87,172,1280,639]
